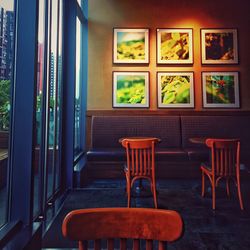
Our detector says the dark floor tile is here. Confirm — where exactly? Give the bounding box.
[42,178,250,249]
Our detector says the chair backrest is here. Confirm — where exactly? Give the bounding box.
[62,207,183,250]
[121,138,159,177]
[205,138,240,176]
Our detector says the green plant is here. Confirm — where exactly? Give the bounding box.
[0,80,11,130]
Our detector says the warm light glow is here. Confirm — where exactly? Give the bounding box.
[0,0,14,11]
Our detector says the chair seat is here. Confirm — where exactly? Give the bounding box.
[124,164,152,178]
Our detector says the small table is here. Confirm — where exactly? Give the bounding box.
[189,137,207,145]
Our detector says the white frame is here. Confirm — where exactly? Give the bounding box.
[113,71,149,108]
[157,72,194,108]
[202,72,240,108]
[157,28,193,64]
[201,29,238,64]
[113,28,149,64]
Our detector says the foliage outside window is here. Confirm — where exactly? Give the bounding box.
[0,80,11,130]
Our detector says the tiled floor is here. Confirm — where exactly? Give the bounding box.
[42,178,250,250]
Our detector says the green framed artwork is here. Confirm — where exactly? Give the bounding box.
[157,28,193,64]
[113,28,149,64]
[202,72,240,108]
[201,29,238,64]
[113,72,149,108]
[157,72,194,108]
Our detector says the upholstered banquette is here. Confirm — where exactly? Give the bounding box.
[85,115,250,180]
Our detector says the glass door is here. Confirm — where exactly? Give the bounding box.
[33,0,64,220]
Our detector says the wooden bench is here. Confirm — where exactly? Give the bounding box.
[81,115,250,185]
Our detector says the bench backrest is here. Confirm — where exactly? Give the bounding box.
[181,116,250,149]
[91,116,181,149]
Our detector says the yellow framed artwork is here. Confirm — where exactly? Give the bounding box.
[157,28,193,64]
[113,28,149,64]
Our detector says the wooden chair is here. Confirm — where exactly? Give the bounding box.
[121,138,160,208]
[200,138,244,210]
[62,207,183,250]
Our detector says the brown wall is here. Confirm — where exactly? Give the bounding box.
[88,0,250,111]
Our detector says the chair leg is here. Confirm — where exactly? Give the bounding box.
[212,180,216,210]
[150,181,153,193]
[201,171,205,197]
[236,177,244,210]
[226,179,230,198]
[79,240,87,250]
[152,181,158,209]
[127,180,131,208]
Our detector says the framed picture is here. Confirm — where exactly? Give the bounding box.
[113,72,149,108]
[113,28,149,64]
[201,29,238,64]
[202,72,240,108]
[157,28,193,64]
[157,72,194,108]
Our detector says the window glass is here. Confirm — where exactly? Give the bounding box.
[0,0,14,227]
[74,17,82,156]
[55,0,63,190]
[33,0,63,218]
[77,0,82,7]
[33,0,45,219]
[47,0,58,199]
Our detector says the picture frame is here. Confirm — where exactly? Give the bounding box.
[157,72,194,108]
[157,28,193,64]
[113,28,149,64]
[113,71,149,108]
[202,72,240,108]
[201,29,238,64]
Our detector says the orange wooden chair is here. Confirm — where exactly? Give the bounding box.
[62,207,183,250]
[200,138,244,210]
[121,138,160,208]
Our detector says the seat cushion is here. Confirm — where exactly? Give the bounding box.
[155,149,189,161]
[87,148,189,162]
[87,149,126,161]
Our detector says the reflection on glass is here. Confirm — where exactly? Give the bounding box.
[55,0,63,190]
[77,0,82,7]
[33,0,45,219]
[74,17,82,156]
[47,0,58,199]
[0,0,14,227]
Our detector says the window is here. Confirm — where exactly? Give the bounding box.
[33,0,64,220]
[77,0,82,7]
[74,17,82,156]
[0,0,15,228]
[33,0,45,220]
[74,0,87,158]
